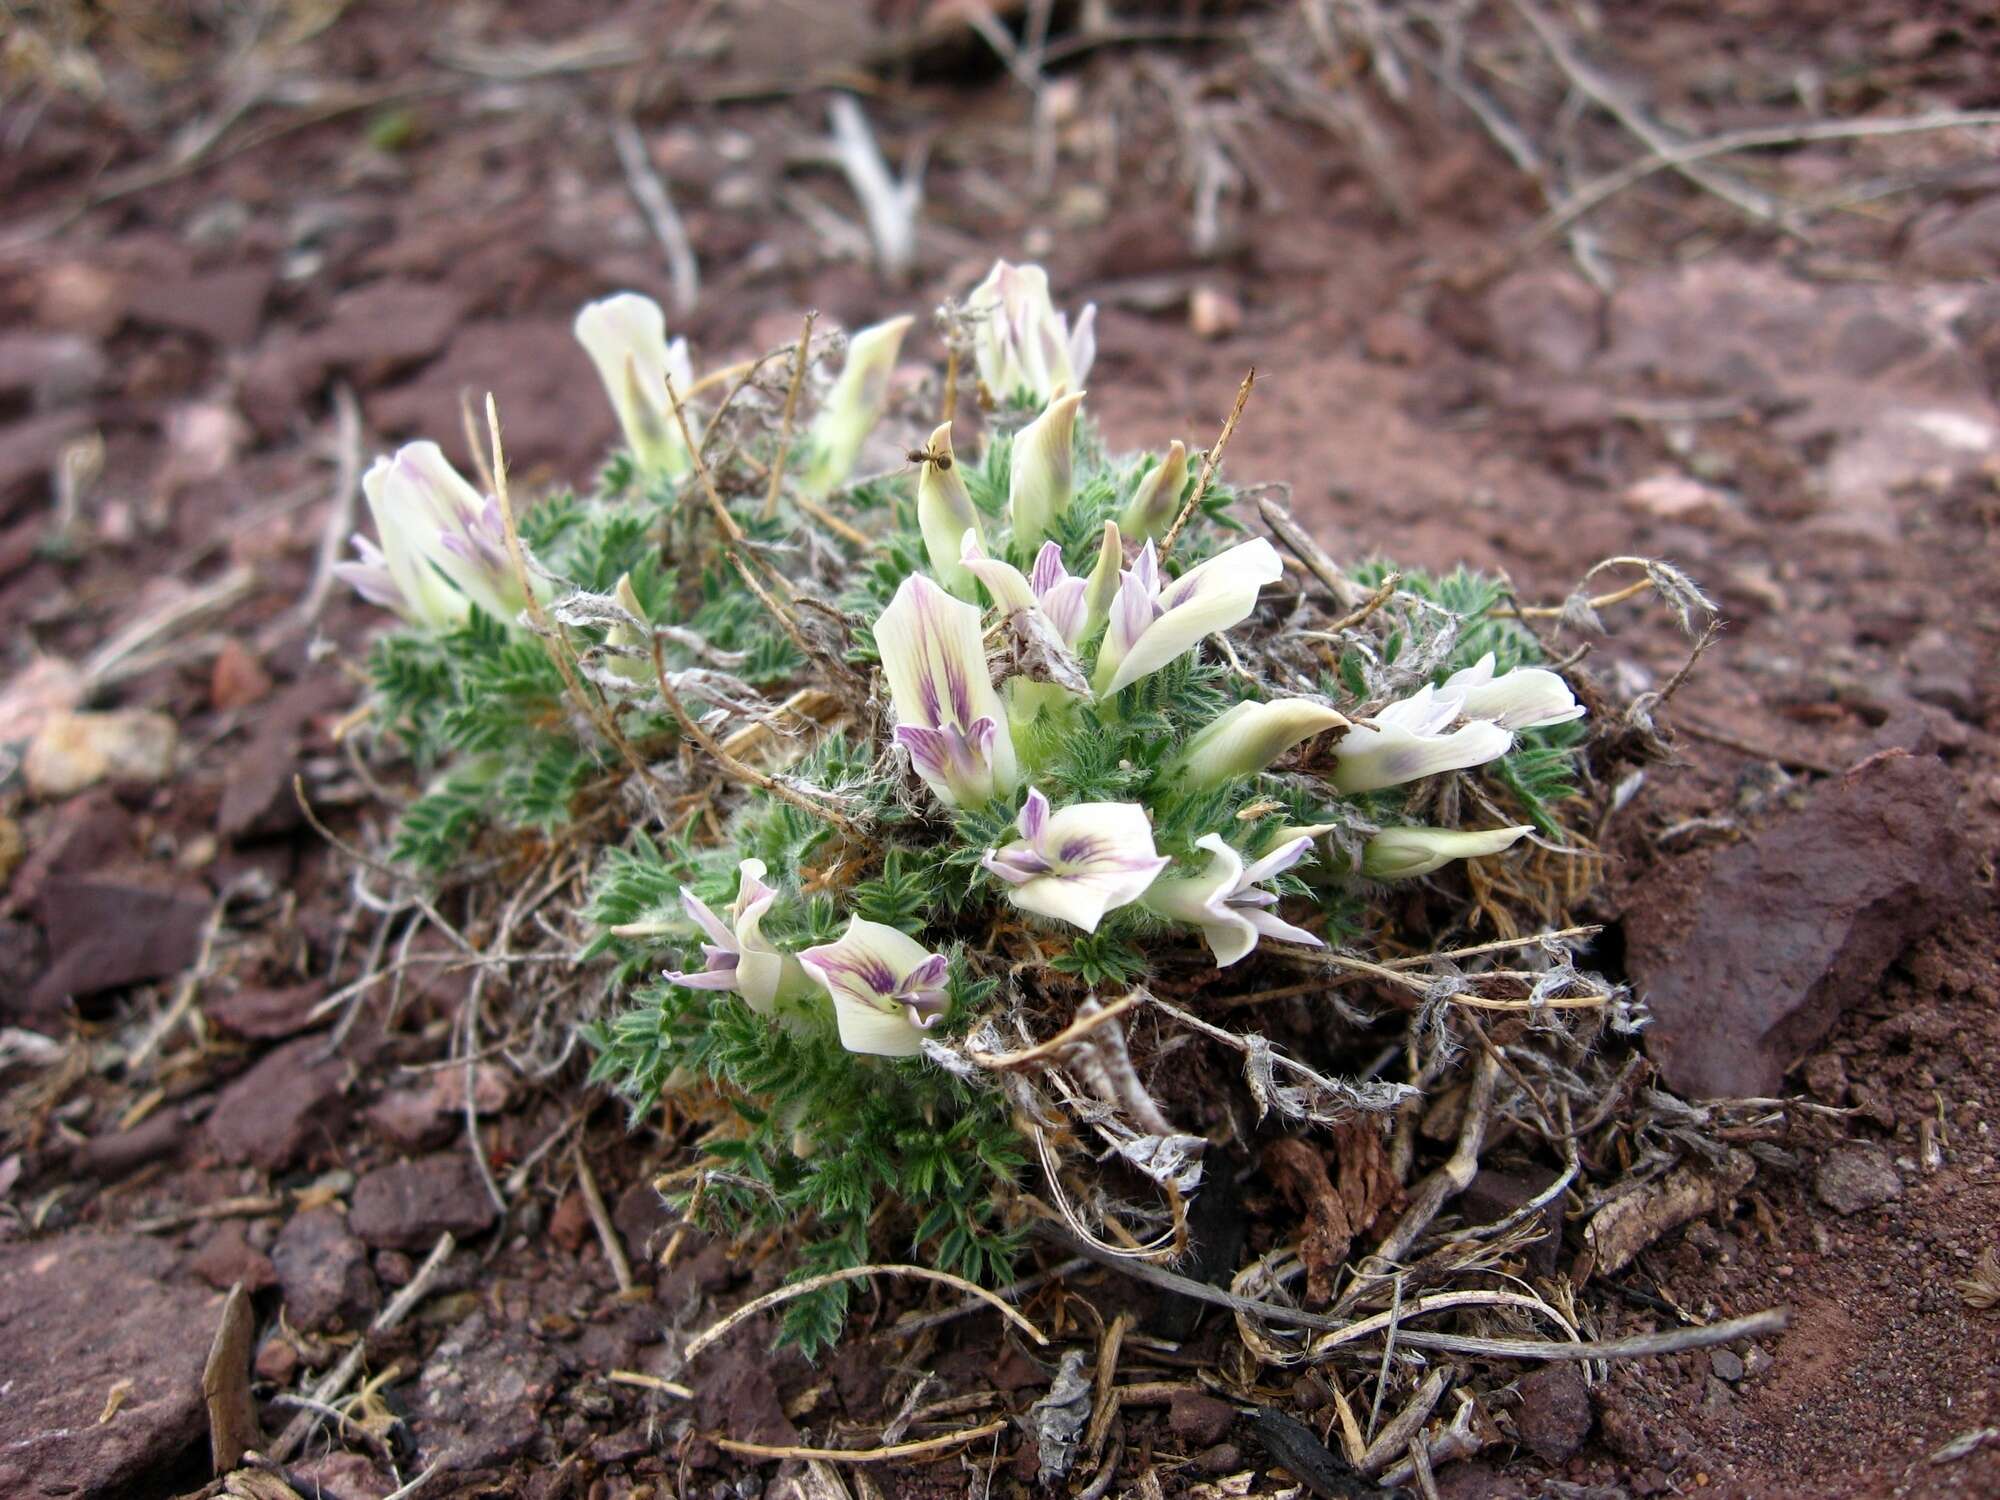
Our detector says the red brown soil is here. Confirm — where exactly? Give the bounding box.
[2,2,1997,1497]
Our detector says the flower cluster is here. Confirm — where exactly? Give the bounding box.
[344,266,1585,1061]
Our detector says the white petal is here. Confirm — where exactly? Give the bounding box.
[1331,719,1515,794]
[1097,537,1281,698]
[1174,698,1349,789]
[1362,824,1533,880]
[916,422,981,595]
[574,293,688,478]
[960,530,1039,616]
[830,991,927,1057]
[802,314,914,496]
[1452,665,1584,731]
[360,451,467,629]
[1007,391,1084,549]
[797,917,937,1058]
[1120,441,1188,542]
[874,574,1016,800]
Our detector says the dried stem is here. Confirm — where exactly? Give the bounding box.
[763,310,817,520]
[685,1264,1047,1359]
[1160,367,1253,557]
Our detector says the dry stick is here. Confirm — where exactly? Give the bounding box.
[484,395,669,807]
[1518,108,2000,256]
[762,311,818,520]
[1506,0,1782,227]
[271,1234,456,1463]
[797,494,873,548]
[965,990,1144,1069]
[572,1144,635,1295]
[663,371,746,546]
[1380,925,1600,970]
[1084,1311,1133,1463]
[879,1256,1090,1339]
[1274,943,1610,1011]
[1328,571,1401,633]
[274,381,364,645]
[1346,1050,1501,1311]
[1257,495,1368,611]
[686,1264,1047,1360]
[725,552,851,691]
[1361,1367,1447,1477]
[610,114,699,315]
[1159,368,1254,558]
[715,1419,1008,1465]
[609,1370,695,1399]
[1515,576,1655,620]
[648,636,867,842]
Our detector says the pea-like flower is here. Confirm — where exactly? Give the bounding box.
[1440,652,1586,732]
[1145,833,1325,968]
[965,260,1096,409]
[574,293,697,481]
[1091,537,1283,699]
[1330,685,1514,794]
[662,859,814,1016]
[875,573,1018,808]
[1362,825,1533,880]
[1007,390,1085,549]
[914,422,982,596]
[798,917,952,1057]
[801,314,915,497]
[1120,440,1189,543]
[337,442,534,629]
[1171,698,1351,790]
[961,521,1122,650]
[981,787,1170,932]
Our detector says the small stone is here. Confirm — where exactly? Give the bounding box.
[374,1249,416,1288]
[206,1034,348,1172]
[0,331,107,409]
[125,263,273,347]
[349,1153,499,1251]
[1813,1141,1904,1216]
[1194,1442,1242,1475]
[1514,1364,1592,1464]
[272,1207,380,1332]
[1188,286,1243,340]
[1903,627,1977,719]
[1709,1348,1745,1382]
[209,639,274,712]
[1624,473,1727,525]
[1168,1391,1237,1447]
[549,1189,592,1254]
[1801,1052,1849,1106]
[203,981,325,1040]
[415,1311,560,1471]
[186,1220,278,1293]
[28,873,210,1015]
[1742,1345,1775,1379]
[23,709,177,798]
[254,1333,300,1385]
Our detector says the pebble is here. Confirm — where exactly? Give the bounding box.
[23,709,177,799]
[1814,1141,1905,1216]
[1189,286,1243,339]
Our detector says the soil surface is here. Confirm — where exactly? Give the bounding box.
[2,3,1997,1498]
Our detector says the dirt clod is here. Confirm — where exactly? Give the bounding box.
[1513,1365,1593,1465]
[348,1152,499,1251]
[272,1206,380,1331]
[1812,1141,1905,1217]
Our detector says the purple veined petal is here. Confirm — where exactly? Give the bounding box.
[680,888,738,952]
[903,954,951,991]
[1128,541,1162,600]
[1029,541,1069,597]
[665,956,739,990]
[1019,786,1051,841]
[1038,576,1089,645]
[732,859,777,921]
[981,846,1051,885]
[893,723,956,781]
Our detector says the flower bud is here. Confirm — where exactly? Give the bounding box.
[1361,825,1532,880]
[1172,698,1350,790]
[1120,441,1188,542]
[1007,390,1084,549]
[801,314,914,497]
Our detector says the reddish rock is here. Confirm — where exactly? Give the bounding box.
[548,1189,592,1254]
[186,1220,278,1293]
[1169,1391,1238,1447]
[205,1035,347,1172]
[348,1153,499,1251]
[125,263,274,347]
[203,980,326,1040]
[272,1207,379,1331]
[27,873,209,1018]
[1513,1365,1592,1464]
[414,1311,560,1472]
[0,1234,213,1496]
[1628,751,1967,1098]
[209,639,273,711]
